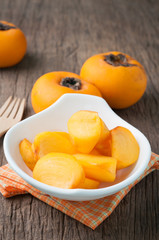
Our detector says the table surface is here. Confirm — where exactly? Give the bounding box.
[0,0,159,239]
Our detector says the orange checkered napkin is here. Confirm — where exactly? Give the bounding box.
[0,153,158,230]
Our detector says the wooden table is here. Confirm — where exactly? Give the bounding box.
[0,0,158,239]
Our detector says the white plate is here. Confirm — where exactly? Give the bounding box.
[3,94,151,201]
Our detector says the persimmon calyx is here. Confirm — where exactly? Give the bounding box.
[104,53,136,67]
[60,77,81,90]
[0,22,16,31]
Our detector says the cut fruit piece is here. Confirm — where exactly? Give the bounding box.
[32,131,76,160]
[111,126,140,169]
[74,154,117,182]
[78,178,100,189]
[95,119,111,156]
[19,139,37,171]
[68,110,101,153]
[33,153,85,189]
[95,134,112,156]
[55,132,77,149]
[97,119,110,144]
[90,148,101,155]
[55,132,71,140]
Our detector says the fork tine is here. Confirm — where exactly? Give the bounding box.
[15,98,25,121]
[0,96,12,116]
[2,98,17,117]
[9,98,21,118]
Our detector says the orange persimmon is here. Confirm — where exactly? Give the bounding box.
[55,132,72,141]
[0,21,27,68]
[80,51,147,109]
[68,110,102,153]
[78,178,100,189]
[19,139,37,171]
[111,126,140,169]
[90,148,101,155]
[32,131,76,160]
[74,154,117,182]
[31,71,102,113]
[95,118,111,156]
[95,134,112,156]
[33,153,85,189]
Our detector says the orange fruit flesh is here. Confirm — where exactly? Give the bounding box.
[19,139,37,171]
[33,153,85,189]
[78,178,100,189]
[19,111,140,189]
[32,131,76,160]
[74,154,117,182]
[111,126,140,169]
[95,118,111,156]
[68,110,101,153]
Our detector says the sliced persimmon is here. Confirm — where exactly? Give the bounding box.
[95,119,111,156]
[78,178,100,189]
[32,131,76,160]
[68,110,101,153]
[95,134,112,156]
[74,154,117,182]
[111,126,140,169]
[90,148,101,155]
[55,132,71,140]
[98,119,110,143]
[33,153,85,189]
[19,139,37,170]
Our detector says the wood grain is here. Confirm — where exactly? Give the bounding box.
[0,0,158,239]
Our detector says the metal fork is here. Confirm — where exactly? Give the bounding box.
[0,96,25,137]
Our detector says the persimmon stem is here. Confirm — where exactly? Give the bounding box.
[0,22,16,31]
[104,54,135,67]
[60,77,81,90]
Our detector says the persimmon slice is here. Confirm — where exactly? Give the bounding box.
[90,148,101,155]
[55,131,73,142]
[74,154,117,182]
[32,131,76,160]
[33,153,85,189]
[95,119,111,156]
[78,178,100,189]
[68,110,101,153]
[19,139,37,170]
[111,126,140,169]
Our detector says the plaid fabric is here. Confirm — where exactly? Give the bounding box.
[0,152,158,230]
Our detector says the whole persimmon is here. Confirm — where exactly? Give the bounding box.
[80,51,147,109]
[31,72,102,113]
[0,21,27,68]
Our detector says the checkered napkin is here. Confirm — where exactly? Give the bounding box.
[0,153,158,230]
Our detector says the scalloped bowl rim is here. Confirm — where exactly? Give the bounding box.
[3,94,151,201]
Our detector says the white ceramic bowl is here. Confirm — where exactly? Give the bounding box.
[3,94,151,201]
